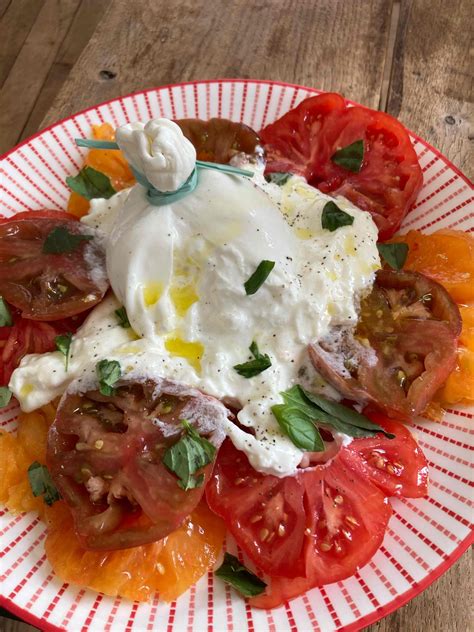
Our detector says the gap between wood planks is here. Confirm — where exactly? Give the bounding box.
[379,0,401,112]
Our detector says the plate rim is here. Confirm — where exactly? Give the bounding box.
[0,78,473,632]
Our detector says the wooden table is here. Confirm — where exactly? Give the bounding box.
[0,1,472,630]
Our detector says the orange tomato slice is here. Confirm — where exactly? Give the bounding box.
[438,306,474,405]
[67,123,135,218]
[391,229,474,304]
[44,500,225,602]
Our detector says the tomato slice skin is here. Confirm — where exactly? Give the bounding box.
[0,215,108,320]
[207,439,393,593]
[0,309,85,386]
[310,269,461,420]
[176,118,264,164]
[0,210,79,223]
[47,377,228,550]
[206,439,307,578]
[260,93,423,240]
[341,411,428,498]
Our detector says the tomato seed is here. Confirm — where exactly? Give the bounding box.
[250,514,263,523]
[345,515,359,528]
[278,523,286,537]
[260,528,270,542]
[94,439,104,450]
[334,494,344,505]
[319,541,332,552]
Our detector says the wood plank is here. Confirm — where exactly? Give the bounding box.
[20,0,111,142]
[42,0,394,127]
[387,0,473,178]
[0,0,45,88]
[0,0,82,154]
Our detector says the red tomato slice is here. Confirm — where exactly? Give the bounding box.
[207,439,393,595]
[0,213,108,320]
[206,439,307,578]
[260,93,423,240]
[341,411,428,498]
[250,454,392,608]
[309,269,461,420]
[0,309,85,386]
[0,210,79,223]
[47,377,229,550]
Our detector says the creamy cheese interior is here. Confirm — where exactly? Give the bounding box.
[10,120,380,477]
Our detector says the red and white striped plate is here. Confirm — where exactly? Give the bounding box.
[0,80,473,632]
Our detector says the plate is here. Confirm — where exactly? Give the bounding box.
[0,79,473,632]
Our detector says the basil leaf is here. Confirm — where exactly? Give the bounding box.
[264,172,292,186]
[163,420,216,490]
[66,166,116,200]
[96,359,122,396]
[234,341,272,378]
[244,260,275,295]
[114,306,131,328]
[272,404,324,451]
[0,386,12,408]
[27,461,61,506]
[43,226,93,254]
[321,201,354,232]
[331,139,364,172]
[215,553,266,597]
[301,387,395,439]
[0,297,12,327]
[55,332,73,371]
[377,243,409,270]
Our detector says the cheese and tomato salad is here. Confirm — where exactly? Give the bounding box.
[9,119,380,477]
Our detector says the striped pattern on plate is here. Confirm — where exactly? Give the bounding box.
[0,80,473,632]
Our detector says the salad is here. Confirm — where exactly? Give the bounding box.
[0,92,472,609]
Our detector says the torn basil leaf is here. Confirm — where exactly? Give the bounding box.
[264,172,292,186]
[163,420,216,490]
[0,386,12,408]
[0,297,12,327]
[321,201,354,232]
[331,139,364,172]
[27,461,61,506]
[96,359,122,396]
[66,165,116,200]
[244,260,275,295]
[215,553,267,597]
[273,385,394,450]
[272,385,324,451]
[234,341,272,378]
[377,242,409,270]
[43,226,93,254]
[114,306,131,328]
[302,388,395,439]
[55,332,73,371]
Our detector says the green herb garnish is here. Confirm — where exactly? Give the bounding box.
[377,242,409,270]
[0,386,12,408]
[43,226,93,254]
[264,172,292,186]
[331,139,364,172]
[321,201,354,232]
[234,341,271,378]
[272,386,325,451]
[114,306,131,328]
[215,553,267,597]
[163,420,216,490]
[27,462,61,506]
[96,359,122,396]
[244,260,275,295]
[66,165,116,200]
[0,297,12,327]
[272,385,394,450]
[55,333,73,371]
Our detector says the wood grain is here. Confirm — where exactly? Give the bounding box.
[0,0,82,153]
[387,0,473,178]
[19,0,111,142]
[41,0,394,126]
